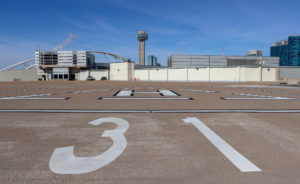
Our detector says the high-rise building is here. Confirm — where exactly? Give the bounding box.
[147,55,157,66]
[288,35,300,66]
[137,30,148,65]
[270,35,300,66]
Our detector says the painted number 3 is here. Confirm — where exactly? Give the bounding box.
[49,117,129,174]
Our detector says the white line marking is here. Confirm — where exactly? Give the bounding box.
[116,90,133,96]
[0,97,68,100]
[233,93,274,98]
[232,93,291,98]
[183,117,261,172]
[222,97,295,100]
[158,90,179,96]
[179,89,218,93]
[49,117,129,174]
[72,89,108,94]
[101,97,191,100]
[2,109,300,113]
[0,93,53,99]
[0,109,151,113]
[134,92,160,94]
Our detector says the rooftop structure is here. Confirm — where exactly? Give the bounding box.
[272,40,288,46]
[168,54,279,68]
[246,50,263,57]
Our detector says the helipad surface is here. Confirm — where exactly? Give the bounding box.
[1,81,300,184]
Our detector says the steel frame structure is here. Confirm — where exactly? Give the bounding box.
[0,59,35,71]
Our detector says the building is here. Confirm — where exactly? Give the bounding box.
[35,50,95,80]
[168,55,279,68]
[137,30,148,65]
[147,55,157,66]
[246,50,262,56]
[270,35,300,66]
[270,40,288,66]
[0,48,281,82]
[110,62,135,81]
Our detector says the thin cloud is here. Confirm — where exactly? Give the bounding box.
[52,33,79,51]
[55,13,90,30]
[147,27,183,35]
[92,18,121,34]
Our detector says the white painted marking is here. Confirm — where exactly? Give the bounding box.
[233,93,278,98]
[0,97,69,100]
[158,90,179,96]
[179,89,218,93]
[155,109,300,113]
[222,97,295,100]
[72,89,108,94]
[116,90,133,96]
[1,109,300,113]
[101,97,191,100]
[0,93,70,100]
[0,93,53,99]
[183,117,261,172]
[15,93,53,98]
[0,109,151,113]
[134,92,160,94]
[49,117,129,174]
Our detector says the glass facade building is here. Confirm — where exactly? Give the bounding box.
[270,35,300,66]
[288,36,300,66]
[147,55,157,66]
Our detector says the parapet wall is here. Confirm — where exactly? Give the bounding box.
[0,69,38,82]
[134,67,278,82]
[79,70,109,80]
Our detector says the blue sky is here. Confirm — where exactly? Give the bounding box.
[0,0,300,68]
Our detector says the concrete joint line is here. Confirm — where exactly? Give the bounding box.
[1,109,300,113]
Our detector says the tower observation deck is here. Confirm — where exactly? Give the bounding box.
[137,30,148,65]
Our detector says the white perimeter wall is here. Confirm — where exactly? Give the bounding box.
[149,69,168,81]
[0,69,38,81]
[188,68,209,81]
[134,67,278,82]
[79,70,109,80]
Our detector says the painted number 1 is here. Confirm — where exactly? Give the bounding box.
[49,117,129,174]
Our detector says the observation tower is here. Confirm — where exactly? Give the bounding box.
[137,30,148,65]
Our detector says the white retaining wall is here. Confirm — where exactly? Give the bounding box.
[79,70,109,80]
[168,68,188,81]
[188,68,209,81]
[210,68,239,81]
[149,69,168,81]
[0,69,38,81]
[134,67,278,82]
[134,69,149,81]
